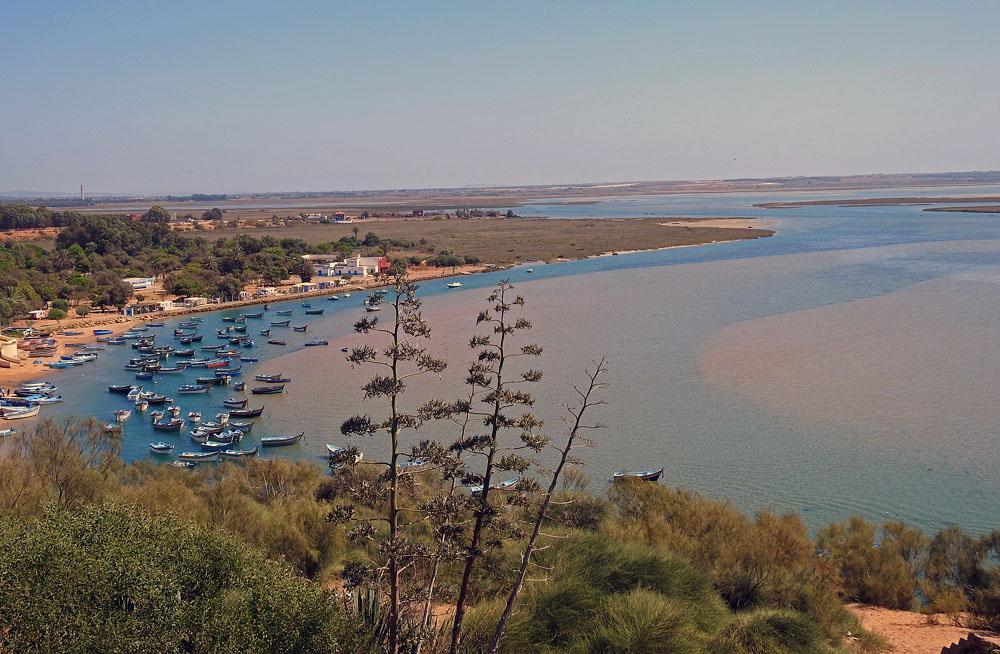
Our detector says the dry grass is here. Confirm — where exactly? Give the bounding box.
[207,216,772,265]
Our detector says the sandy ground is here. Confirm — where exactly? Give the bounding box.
[660,217,778,230]
[849,604,999,653]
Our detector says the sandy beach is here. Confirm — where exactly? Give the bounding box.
[848,604,999,653]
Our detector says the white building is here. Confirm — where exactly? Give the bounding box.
[122,277,156,290]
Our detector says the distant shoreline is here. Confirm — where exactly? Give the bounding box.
[755,195,1000,209]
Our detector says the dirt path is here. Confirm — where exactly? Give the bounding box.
[848,604,999,653]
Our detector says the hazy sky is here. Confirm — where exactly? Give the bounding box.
[2,1,998,194]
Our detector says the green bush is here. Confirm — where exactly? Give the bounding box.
[47,307,67,320]
[74,304,90,316]
[0,505,362,654]
[584,589,709,653]
[711,609,827,654]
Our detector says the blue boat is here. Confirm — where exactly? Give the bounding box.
[93,329,113,335]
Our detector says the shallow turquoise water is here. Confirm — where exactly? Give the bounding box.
[31,185,1000,533]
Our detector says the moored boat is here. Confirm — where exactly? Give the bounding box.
[177,451,220,462]
[612,467,663,482]
[108,384,133,394]
[304,308,324,315]
[304,340,328,346]
[251,384,284,394]
[292,325,308,332]
[270,320,290,327]
[149,442,175,454]
[152,417,184,431]
[178,384,210,394]
[261,432,304,447]
[228,406,263,418]
[267,339,286,345]
[221,446,259,459]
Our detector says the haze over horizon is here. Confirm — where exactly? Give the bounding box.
[2,1,998,195]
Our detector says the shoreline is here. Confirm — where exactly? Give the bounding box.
[1,221,774,387]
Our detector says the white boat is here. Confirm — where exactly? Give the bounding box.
[526,268,534,273]
[0,427,17,437]
[325,444,363,464]
[149,442,175,454]
[2,405,40,420]
[446,282,463,288]
[115,409,131,422]
[178,451,220,462]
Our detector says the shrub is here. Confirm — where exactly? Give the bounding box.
[75,304,90,316]
[0,504,362,654]
[711,609,827,654]
[584,589,709,653]
[47,307,66,320]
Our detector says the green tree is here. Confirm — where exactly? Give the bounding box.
[142,205,170,222]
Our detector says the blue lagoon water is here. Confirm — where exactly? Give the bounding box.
[33,185,1000,534]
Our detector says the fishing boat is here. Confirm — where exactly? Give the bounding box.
[146,394,169,405]
[200,440,231,451]
[233,381,246,391]
[365,304,381,312]
[1,405,40,420]
[177,384,210,394]
[187,411,202,423]
[304,308,324,315]
[270,320,290,327]
[145,322,164,327]
[260,432,304,447]
[222,397,248,408]
[221,316,238,323]
[93,329,114,335]
[469,478,520,497]
[327,295,339,301]
[221,446,259,459]
[21,382,56,392]
[196,376,227,386]
[343,293,351,298]
[135,372,155,381]
[276,310,293,316]
[114,409,132,422]
[152,417,184,431]
[341,347,349,352]
[170,460,196,468]
[59,330,84,336]
[108,384,133,394]
[301,302,311,308]
[612,468,663,482]
[304,340,328,346]
[446,282,463,288]
[259,329,271,336]
[267,339,286,346]
[157,365,186,374]
[325,444,363,464]
[292,325,308,332]
[0,428,17,437]
[214,366,242,375]
[175,348,195,357]
[32,395,63,405]
[179,321,199,328]
[149,442,175,454]
[135,400,149,412]
[526,268,534,273]
[227,420,254,432]
[205,359,231,368]
[228,406,263,418]
[47,361,74,369]
[179,335,203,343]
[254,373,287,382]
[149,409,165,423]
[242,311,263,319]
[127,386,144,401]
[240,357,259,363]
[177,451,219,462]
[202,345,224,351]
[251,384,285,395]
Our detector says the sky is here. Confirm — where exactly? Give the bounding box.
[1,1,998,195]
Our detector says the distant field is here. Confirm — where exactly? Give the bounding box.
[207,216,772,265]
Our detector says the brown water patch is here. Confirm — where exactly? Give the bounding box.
[699,276,1000,468]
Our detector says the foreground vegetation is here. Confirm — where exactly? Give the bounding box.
[0,415,996,652]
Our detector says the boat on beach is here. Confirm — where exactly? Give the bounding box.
[292,325,308,332]
[304,340,328,346]
[267,339,286,345]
